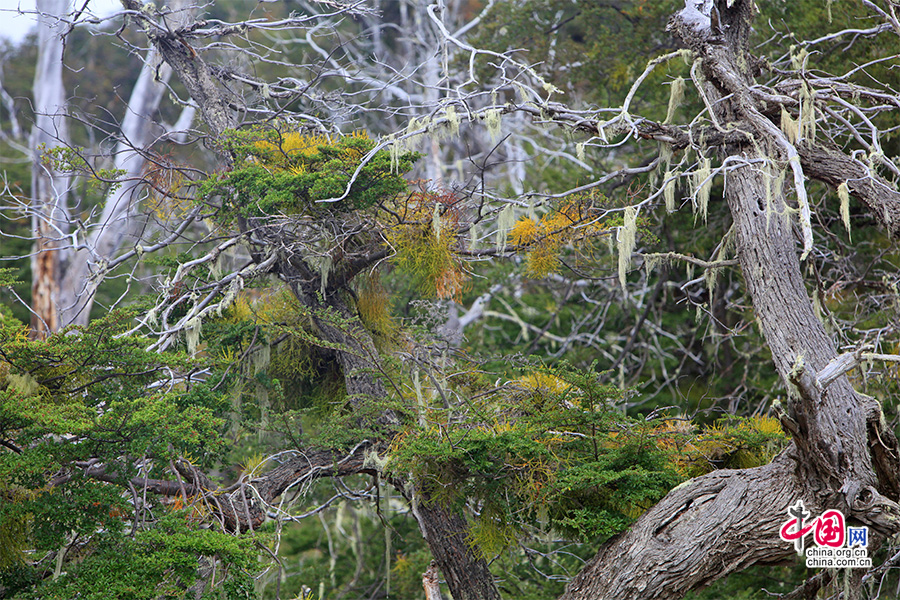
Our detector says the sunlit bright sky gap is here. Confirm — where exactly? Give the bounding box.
[0,0,121,44]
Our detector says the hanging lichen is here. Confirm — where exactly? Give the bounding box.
[692,157,712,223]
[495,204,517,252]
[780,106,799,144]
[251,342,271,376]
[445,105,460,138]
[146,305,159,327]
[307,253,333,297]
[469,221,480,251]
[642,252,673,277]
[838,181,852,239]
[388,133,402,173]
[216,277,242,318]
[791,155,814,260]
[432,203,443,240]
[704,266,720,299]
[663,169,678,213]
[576,142,586,164]
[618,206,638,292]
[185,315,202,356]
[790,46,809,72]
[256,383,270,440]
[659,144,673,170]
[800,83,816,141]
[665,77,685,124]
[484,108,502,142]
[415,116,432,148]
[812,290,825,326]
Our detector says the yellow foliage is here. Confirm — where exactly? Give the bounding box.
[524,246,561,279]
[221,288,302,327]
[254,132,328,160]
[508,199,611,278]
[657,415,788,477]
[268,336,320,382]
[255,288,303,324]
[748,415,783,437]
[252,130,370,167]
[387,218,468,300]
[240,452,268,477]
[391,553,413,578]
[223,293,254,323]
[356,273,397,337]
[517,372,572,395]
[509,217,541,246]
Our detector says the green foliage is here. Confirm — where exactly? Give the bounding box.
[387,221,467,300]
[18,514,260,600]
[200,128,418,220]
[384,355,789,560]
[387,364,682,548]
[0,268,23,287]
[5,2,897,598]
[40,145,90,173]
[0,312,242,597]
[0,312,227,466]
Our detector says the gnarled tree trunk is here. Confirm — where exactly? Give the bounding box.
[563,2,900,598]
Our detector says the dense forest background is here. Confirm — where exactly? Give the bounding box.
[1,1,899,599]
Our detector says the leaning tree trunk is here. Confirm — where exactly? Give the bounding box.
[563,1,900,599]
[411,492,502,600]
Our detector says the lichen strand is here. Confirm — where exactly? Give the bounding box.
[664,77,685,124]
[618,206,638,291]
[838,181,852,239]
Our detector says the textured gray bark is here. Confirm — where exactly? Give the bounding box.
[562,1,900,598]
[412,494,502,600]
[796,141,900,240]
[563,458,799,600]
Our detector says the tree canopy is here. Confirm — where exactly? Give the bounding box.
[1,1,900,599]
